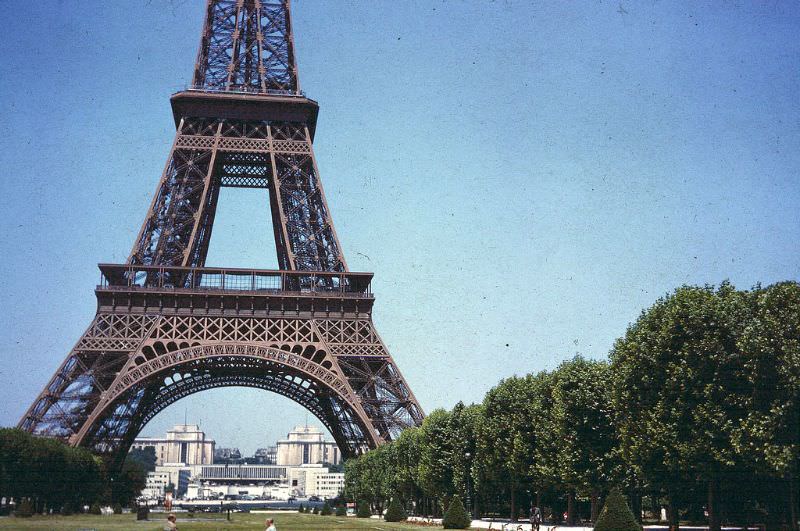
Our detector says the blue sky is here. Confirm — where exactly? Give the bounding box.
[0,1,798,453]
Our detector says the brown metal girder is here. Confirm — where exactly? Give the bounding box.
[303,124,348,271]
[284,0,301,94]
[267,123,297,270]
[225,1,244,90]
[126,120,185,265]
[182,122,223,267]
[18,321,106,431]
[169,92,319,140]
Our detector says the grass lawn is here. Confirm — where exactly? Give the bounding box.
[0,511,448,530]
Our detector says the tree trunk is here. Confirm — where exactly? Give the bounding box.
[789,472,799,531]
[567,490,576,525]
[630,491,642,524]
[652,491,661,522]
[591,491,600,522]
[708,475,722,531]
[667,494,680,531]
[510,486,517,522]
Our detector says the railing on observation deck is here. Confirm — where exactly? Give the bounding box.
[179,85,306,98]
[98,264,372,297]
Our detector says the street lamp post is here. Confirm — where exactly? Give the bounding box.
[464,452,474,520]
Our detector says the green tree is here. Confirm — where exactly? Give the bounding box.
[110,460,147,507]
[442,495,471,529]
[477,375,543,520]
[345,444,394,512]
[0,429,103,513]
[127,447,157,473]
[733,281,800,530]
[450,404,482,514]
[356,500,371,518]
[418,403,482,514]
[418,409,457,505]
[335,504,347,516]
[610,283,752,531]
[594,488,641,531]
[549,357,619,523]
[389,427,423,509]
[321,501,332,515]
[384,497,407,521]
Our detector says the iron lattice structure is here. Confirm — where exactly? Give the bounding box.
[19,0,424,465]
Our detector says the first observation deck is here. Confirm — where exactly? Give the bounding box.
[96,264,375,318]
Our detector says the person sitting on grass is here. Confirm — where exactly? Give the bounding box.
[265,517,277,531]
[164,513,178,531]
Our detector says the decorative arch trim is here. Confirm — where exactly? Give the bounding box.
[73,342,379,448]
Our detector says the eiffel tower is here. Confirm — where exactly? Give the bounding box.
[18,0,424,464]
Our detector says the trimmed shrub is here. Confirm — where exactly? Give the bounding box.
[312,506,319,514]
[298,503,305,513]
[14,499,34,518]
[60,502,74,516]
[384,497,407,522]
[442,496,470,529]
[356,500,372,518]
[112,503,122,515]
[593,488,641,531]
[89,502,102,515]
[335,504,347,516]
[321,502,332,515]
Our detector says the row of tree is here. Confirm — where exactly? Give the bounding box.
[345,281,800,531]
[0,428,147,514]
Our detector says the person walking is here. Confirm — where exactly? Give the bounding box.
[529,505,542,531]
[265,517,277,531]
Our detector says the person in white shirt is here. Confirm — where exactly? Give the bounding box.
[265,518,277,531]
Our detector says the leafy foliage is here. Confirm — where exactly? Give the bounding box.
[89,502,101,515]
[320,501,332,515]
[442,495,470,529]
[340,280,800,528]
[384,497,407,521]
[297,503,305,513]
[0,428,104,512]
[593,488,641,531]
[356,500,371,518]
[335,504,347,516]
[110,460,147,507]
[733,282,800,475]
[610,283,754,525]
[126,447,157,473]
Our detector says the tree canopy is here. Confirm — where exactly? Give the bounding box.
[343,281,800,530]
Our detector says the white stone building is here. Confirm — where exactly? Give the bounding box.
[132,424,215,466]
[276,425,341,466]
[288,464,344,497]
[142,466,191,498]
